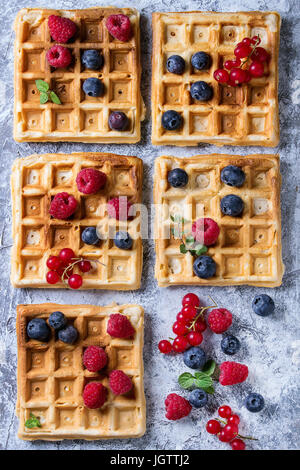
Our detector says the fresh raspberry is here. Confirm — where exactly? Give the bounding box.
[49,192,77,220]
[219,361,249,386]
[83,382,107,409]
[107,314,135,338]
[207,308,232,334]
[165,393,192,420]
[48,15,77,43]
[109,370,133,395]
[106,14,132,42]
[76,168,107,194]
[83,346,107,372]
[46,45,72,68]
[192,218,220,246]
[107,197,133,220]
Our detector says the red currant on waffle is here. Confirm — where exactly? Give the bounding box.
[59,248,75,265]
[46,255,62,271]
[68,274,83,289]
[46,270,60,284]
[224,58,241,70]
[213,69,229,83]
[251,35,261,45]
[78,260,91,273]
[242,37,251,46]
[158,340,172,354]
[230,68,247,85]
[249,61,264,77]
[234,43,252,59]
[252,47,270,63]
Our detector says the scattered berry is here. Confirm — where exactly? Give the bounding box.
[221,165,246,187]
[191,52,211,70]
[27,318,50,341]
[81,227,100,245]
[78,260,91,273]
[58,325,78,344]
[46,270,60,284]
[183,346,206,369]
[83,346,107,372]
[68,274,83,289]
[76,168,106,194]
[194,319,207,333]
[190,81,213,101]
[83,382,107,409]
[228,414,240,425]
[46,45,72,68]
[208,308,232,334]
[46,256,62,271]
[106,14,132,42]
[168,168,188,188]
[158,340,172,354]
[162,110,182,131]
[177,311,188,323]
[252,294,275,316]
[166,55,185,74]
[219,429,232,442]
[49,192,77,220]
[182,293,200,308]
[188,389,208,408]
[219,361,249,386]
[187,331,203,346]
[206,419,221,434]
[231,438,246,450]
[181,305,197,321]
[221,335,241,355]
[59,248,75,265]
[245,393,265,412]
[107,314,135,338]
[48,311,66,330]
[218,405,232,418]
[83,77,104,97]
[81,49,104,70]
[220,194,244,217]
[114,231,133,250]
[173,336,189,353]
[224,423,239,439]
[193,255,216,279]
[173,321,189,336]
[48,15,77,43]
[191,217,220,246]
[108,111,129,130]
[109,370,133,395]
[107,197,132,220]
[214,68,229,83]
[165,393,192,420]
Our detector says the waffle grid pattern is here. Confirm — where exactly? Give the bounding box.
[16,303,145,440]
[154,154,284,287]
[14,7,144,143]
[152,11,280,147]
[11,153,143,290]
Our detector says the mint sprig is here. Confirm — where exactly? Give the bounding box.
[170,215,208,257]
[25,412,42,429]
[178,360,216,394]
[35,80,61,105]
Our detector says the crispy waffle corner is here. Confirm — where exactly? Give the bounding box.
[154,154,284,287]
[16,303,146,440]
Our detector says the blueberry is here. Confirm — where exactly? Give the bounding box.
[220,195,244,217]
[190,81,213,101]
[82,77,104,97]
[81,227,99,245]
[191,52,211,70]
[108,111,128,131]
[58,325,78,344]
[193,255,216,279]
[166,55,185,74]
[252,295,275,317]
[48,311,66,330]
[221,165,246,187]
[168,168,188,188]
[161,110,182,131]
[189,389,208,408]
[221,335,241,355]
[183,346,206,369]
[81,49,104,70]
[114,231,133,250]
[27,318,50,342]
[245,393,265,412]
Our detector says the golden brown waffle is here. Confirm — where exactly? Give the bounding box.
[16,303,145,440]
[152,11,280,147]
[154,154,284,287]
[14,7,145,143]
[11,152,143,290]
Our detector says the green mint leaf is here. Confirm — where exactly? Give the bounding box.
[194,375,213,390]
[188,249,197,256]
[50,91,61,105]
[180,244,187,254]
[178,372,195,389]
[25,413,41,429]
[170,215,175,222]
[203,386,215,395]
[195,245,208,256]
[185,236,195,246]
[202,360,216,376]
[40,92,49,104]
[35,79,49,92]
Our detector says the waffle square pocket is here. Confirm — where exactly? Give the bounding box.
[11,153,143,290]
[152,11,280,146]
[16,303,145,440]
[14,7,144,143]
[154,154,284,287]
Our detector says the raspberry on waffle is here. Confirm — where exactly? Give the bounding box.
[11,153,143,290]
[154,154,284,287]
[14,7,145,143]
[16,303,145,440]
[152,11,280,147]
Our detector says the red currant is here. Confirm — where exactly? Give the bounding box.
[251,35,261,45]
[213,68,229,83]
[234,43,252,59]
[252,47,270,63]
[187,331,203,346]
[59,248,75,265]
[244,70,252,83]
[68,274,83,289]
[242,37,252,46]
[228,414,240,426]
[230,67,247,85]
[231,438,246,450]
[224,424,238,439]
[249,61,264,77]
[176,311,188,324]
[158,340,172,354]
[78,260,91,273]
[182,293,200,308]
[194,319,207,333]
[218,429,232,442]
[173,336,189,353]
[206,419,221,435]
[181,306,197,321]
[228,79,238,87]
[46,256,62,271]
[224,58,241,70]
[46,270,60,284]
[173,321,188,336]
[218,405,232,418]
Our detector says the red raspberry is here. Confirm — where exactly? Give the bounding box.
[107,197,133,220]
[109,370,133,395]
[107,313,135,338]
[49,192,77,220]
[191,218,220,246]
[83,382,107,409]
[207,308,232,334]
[83,346,107,372]
[46,45,72,68]
[76,168,107,194]
[165,393,192,420]
[48,15,77,43]
[219,361,249,386]
[106,14,132,42]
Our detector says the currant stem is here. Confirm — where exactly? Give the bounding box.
[216,418,259,441]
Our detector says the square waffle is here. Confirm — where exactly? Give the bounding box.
[14,7,145,143]
[154,154,284,287]
[11,152,143,290]
[152,11,280,147]
[16,303,146,440]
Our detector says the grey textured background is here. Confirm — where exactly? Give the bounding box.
[0,0,299,451]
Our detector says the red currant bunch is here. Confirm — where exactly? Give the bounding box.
[46,248,92,289]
